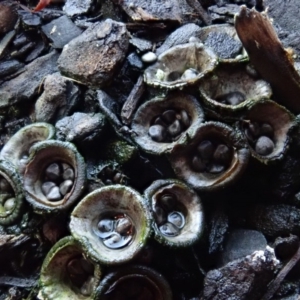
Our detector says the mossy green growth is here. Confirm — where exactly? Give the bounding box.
[104,138,137,165]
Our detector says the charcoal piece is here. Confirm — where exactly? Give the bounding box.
[24,40,46,63]
[63,0,94,16]
[247,205,300,238]
[127,52,144,70]
[13,34,29,49]
[55,112,106,143]
[208,210,229,254]
[274,235,300,260]
[34,72,80,123]
[208,4,240,24]
[272,281,299,299]
[58,19,129,87]
[0,51,59,108]
[0,60,24,79]
[203,248,278,300]
[156,23,202,56]
[10,42,35,59]
[129,37,152,53]
[42,15,83,49]
[37,9,65,22]
[18,10,41,27]
[219,229,267,266]
[1,31,16,61]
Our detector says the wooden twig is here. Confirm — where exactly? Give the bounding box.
[121,75,145,126]
[235,6,300,114]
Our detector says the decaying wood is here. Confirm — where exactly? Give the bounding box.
[126,23,167,31]
[0,234,29,250]
[235,6,300,114]
[261,244,300,300]
[121,75,145,126]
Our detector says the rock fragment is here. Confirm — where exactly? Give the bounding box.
[63,0,94,17]
[219,229,267,266]
[0,51,59,108]
[58,19,129,87]
[156,23,201,56]
[203,247,279,300]
[116,0,203,24]
[129,37,152,53]
[34,72,80,123]
[0,60,25,79]
[208,4,240,24]
[42,15,82,49]
[55,112,106,143]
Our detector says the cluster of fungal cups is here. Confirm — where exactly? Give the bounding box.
[37,178,204,299]
[1,22,298,299]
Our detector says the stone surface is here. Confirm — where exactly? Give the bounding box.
[264,0,300,60]
[129,37,152,53]
[208,4,240,24]
[203,247,279,300]
[63,0,94,17]
[34,72,80,123]
[0,51,59,108]
[55,112,107,143]
[117,0,201,23]
[156,23,202,56]
[219,229,267,266]
[203,32,242,59]
[42,15,82,49]
[58,19,129,87]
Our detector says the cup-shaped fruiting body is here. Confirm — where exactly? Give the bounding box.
[196,24,247,63]
[144,179,204,247]
[0,123,55,174]
[144,42,218,89]
[38,236,102,300]
[23,140,86,213]
[69,185,151,265]
[238,99,295,164]
[199,63,272,120]
[0,159,24,225]
[94,265,172,300]
[131,93,204,155]
[168,122,250,191]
